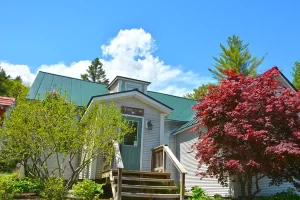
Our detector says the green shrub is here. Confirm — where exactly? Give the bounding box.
[189,186,211,200]
[0,174,17,199]
[0,160,18,173]
[189,186,224,200]
[72,179,103,200]
[257,188,300,200]
[12,177,43,194]
[213,194,223,200]
[40,177,67,200]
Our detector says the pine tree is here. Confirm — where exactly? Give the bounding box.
[0,67,11,96]
[292,61,300,90]
[0,66,29,99]
[209,35,265,81]
[81,58,109,84]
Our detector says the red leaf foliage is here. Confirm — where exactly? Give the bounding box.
[192,67,300,188]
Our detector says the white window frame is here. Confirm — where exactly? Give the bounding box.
[125,82,142,91]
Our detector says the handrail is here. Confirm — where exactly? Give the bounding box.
[163,146,187,174]
[152,145,165,151]
[113,142,124,169]
[151,144,187,200]
[113,142,123,200]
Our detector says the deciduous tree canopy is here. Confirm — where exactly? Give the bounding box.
[0,91,132,189]
[183,84,209,100]
[193,67,300,200]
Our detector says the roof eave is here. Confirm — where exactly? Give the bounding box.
[171,123,198,136]
[278,70,298,92]
[87,90,173,115]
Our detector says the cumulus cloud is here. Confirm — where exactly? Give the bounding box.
[0,62,35,84]
[0,28,214,96]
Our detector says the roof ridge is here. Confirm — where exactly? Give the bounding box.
[148,91,197,102]
[39,71,109,86]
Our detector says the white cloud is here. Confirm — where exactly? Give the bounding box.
[0,28,214,96]
[38,61,91,78]
[0,62,35,84]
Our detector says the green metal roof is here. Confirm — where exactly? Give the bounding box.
[28,72,197,121]
[28,71,109,106]
[147,91,197,121]
[171,118,199,135]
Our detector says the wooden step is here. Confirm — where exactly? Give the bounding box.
[112,169,171,176]
[115,177,174,182]
[122,184,178,190]
[122,192,180,198]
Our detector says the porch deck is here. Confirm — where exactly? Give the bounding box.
[100,144,187,200]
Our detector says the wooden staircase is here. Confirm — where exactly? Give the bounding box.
[112,170,180,199]
[108,143,187,200]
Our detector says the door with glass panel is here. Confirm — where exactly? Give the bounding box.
[121,116,142,170]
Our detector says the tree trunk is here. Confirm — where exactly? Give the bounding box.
[247,170,253,200]
[238,174,247,200]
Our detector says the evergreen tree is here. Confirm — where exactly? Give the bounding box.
[209,35,265,80]
[292,61,300,90]
[0,67,29,99]
[81,58,109,84]
[0,67,11,96]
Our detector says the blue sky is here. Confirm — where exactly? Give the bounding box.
[0,0,299,96]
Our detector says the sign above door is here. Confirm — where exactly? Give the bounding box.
[121,106,144,117]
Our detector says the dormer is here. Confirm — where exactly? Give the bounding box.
[107,76,151,94]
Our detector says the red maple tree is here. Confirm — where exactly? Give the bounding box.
[192,67,300,199]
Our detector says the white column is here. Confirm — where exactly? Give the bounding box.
[160,113,165,145]
[89,157,98,180]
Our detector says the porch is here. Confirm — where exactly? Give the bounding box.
[98,143,187,200]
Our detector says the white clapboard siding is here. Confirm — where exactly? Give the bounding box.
[105,97,161,171]
[164,121,185,180]
[95,155,103,179]
[27,154,78,180]
[79,151,90,179]
[233,176,300,197]
[176,131,231,197]
[255,177,300,196]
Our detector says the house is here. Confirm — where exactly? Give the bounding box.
[0,96,15,126]
[28,68,298,199]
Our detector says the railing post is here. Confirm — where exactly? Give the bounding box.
[117,168,122,200]
[151,149,154,171]
[180,173,185,200]
[162,149,165,172]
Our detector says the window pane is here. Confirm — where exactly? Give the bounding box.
[126,84,141,91]
[127,86,140,91]
[124,121,138,146]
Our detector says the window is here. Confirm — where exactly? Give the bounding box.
[124,121,138,146]
[126,83,141,91]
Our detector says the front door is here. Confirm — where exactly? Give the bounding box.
[121,116,142,170]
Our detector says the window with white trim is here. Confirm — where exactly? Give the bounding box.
[126,83,142,91]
